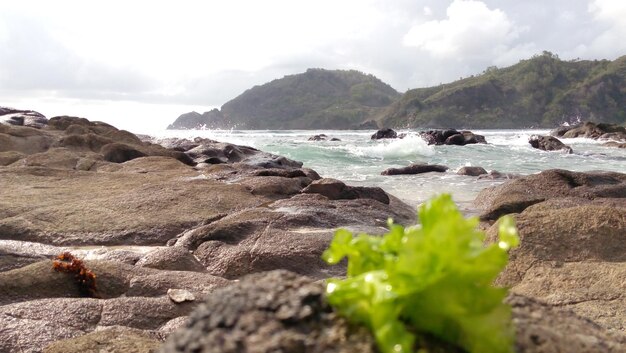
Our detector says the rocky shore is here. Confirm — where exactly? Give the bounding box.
[1,112,625,352]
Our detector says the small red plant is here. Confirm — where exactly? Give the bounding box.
[52,252,99,298]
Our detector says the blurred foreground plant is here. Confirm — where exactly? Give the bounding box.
[323,194,519,353]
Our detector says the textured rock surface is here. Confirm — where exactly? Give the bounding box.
[528,135,573,153]
[161,270,626,353]
[475,169,626,221]
[457,166,488,176]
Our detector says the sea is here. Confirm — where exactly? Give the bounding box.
[150,129,626,214]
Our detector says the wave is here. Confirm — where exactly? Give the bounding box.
[346,133,434,160]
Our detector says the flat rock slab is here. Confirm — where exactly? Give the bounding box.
[381,163,449,175]
[0,159,269,246]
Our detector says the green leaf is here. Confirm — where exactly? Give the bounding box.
[323,194,519,353]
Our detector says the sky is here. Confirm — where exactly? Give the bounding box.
[1,0,625,132]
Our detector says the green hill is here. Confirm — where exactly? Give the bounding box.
[377,52,626,128]
[168,69,399,130]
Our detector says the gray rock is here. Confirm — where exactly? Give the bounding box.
[381,163,448,175]
[457,166,488,176]
[168,289,195,303]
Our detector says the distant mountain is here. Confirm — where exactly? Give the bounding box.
[377,52,626,129]
[169,53,626,130]
[168,69,399,130]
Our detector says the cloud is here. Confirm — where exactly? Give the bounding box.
[403,0,522,60]
[585,0,626,57]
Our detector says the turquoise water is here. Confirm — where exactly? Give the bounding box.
[153,129,626,212]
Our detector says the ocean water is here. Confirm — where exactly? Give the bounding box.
[153,129,626,213]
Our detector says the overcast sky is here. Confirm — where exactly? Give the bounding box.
[1,0,625,131]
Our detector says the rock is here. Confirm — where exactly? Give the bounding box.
[0,156,270,246]
[0,107,48,129]
[371,128,397,139]
[604,141,626,148]
[475,169,626,221]
[551,121,626,141]
[444,133,466,145]
[0,125,55,154]
[528,135,573,153]
[381,163,448,175]
[457,166,488,176]
[0,151,25,166]
[175,193,414,280]
[161,270,625,353]
[43,327,161,353]
[308,134,327,141]
[477,170,521,180]
[301,178,390,204]
[487,199,626,333]
[508,294,626,353]
[420,129,487,145]
[167,288,196,303]
[159,270,379,353]
[101,143,148,163]
[136,246,206,272]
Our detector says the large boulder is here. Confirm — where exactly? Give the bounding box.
[419,129,487,145]
[457,166,488,176]
[371,128,397,139]
[487,199,626,333]
[551,122,626,141]
[528,135,573,153]
[475,169,626,221]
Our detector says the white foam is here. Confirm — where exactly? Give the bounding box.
[347,134,434,160]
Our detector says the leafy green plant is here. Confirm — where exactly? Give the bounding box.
[322,194,519,353]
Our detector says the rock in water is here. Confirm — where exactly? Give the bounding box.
[381,163,448,175]
[371,128,397,139]
[457,166,488,176]
[528,135,573,153]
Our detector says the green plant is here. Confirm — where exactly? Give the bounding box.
[322,194,519,353]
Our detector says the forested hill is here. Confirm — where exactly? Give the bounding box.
[377,52,626,129]
[168,69,399,129]
[169,53,626,130]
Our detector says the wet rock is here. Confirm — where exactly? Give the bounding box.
[604,141,626,148]
[381,163,449,175]
[475,169,626,221]
[551,121,626,141]
[371,128,397,139]
[528,135,573,153]
[301,178,390,204]
[420,129,487,146]
[43,327,161,353]
[168,288,196,303]
[0,107,48,129]
[136,246,206,272]
[308,134,328,141]
[477,170,521,180]
[457,166,488,176]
